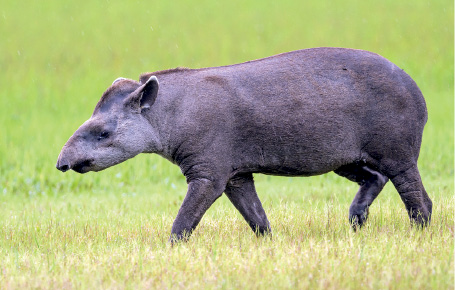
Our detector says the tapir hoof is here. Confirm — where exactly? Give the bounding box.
[349,206,369,231]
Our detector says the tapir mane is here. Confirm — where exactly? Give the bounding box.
[139,67,190,84]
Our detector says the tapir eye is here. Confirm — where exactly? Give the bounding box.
[97,131,110,141]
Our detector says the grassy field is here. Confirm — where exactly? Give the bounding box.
[0,0,453,289]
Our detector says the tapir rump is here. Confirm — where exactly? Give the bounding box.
[57,47,432,241]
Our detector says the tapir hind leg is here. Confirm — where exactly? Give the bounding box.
[390,164,432,226]
[225,173,271,235]
[335,164,389,229]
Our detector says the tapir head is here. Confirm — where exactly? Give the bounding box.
[56,76,160,173]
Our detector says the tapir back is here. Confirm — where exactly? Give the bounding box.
[145,48,427,178]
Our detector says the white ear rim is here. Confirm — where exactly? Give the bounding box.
[112,77,127,85]
[145,75,159,85]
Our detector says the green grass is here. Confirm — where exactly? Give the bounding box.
[0,0,453,289]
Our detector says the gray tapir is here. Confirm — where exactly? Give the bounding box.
[56,47,432,241]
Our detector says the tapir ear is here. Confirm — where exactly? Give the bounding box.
[124,76,159,112]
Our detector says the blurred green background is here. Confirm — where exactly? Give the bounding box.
[0,0,452,197]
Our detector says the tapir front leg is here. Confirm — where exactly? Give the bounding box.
[225,173,271,235]
[170,178,224,242]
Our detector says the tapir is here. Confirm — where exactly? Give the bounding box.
[56,47,432,241]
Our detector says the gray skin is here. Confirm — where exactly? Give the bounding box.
[56,47,432,242]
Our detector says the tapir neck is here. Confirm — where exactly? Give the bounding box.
[141,83,183,164]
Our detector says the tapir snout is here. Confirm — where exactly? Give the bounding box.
[56,143,94,174]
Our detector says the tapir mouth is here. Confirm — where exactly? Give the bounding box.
[72,160,93,174]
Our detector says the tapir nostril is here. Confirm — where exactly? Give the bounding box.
[57,163,70,172]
